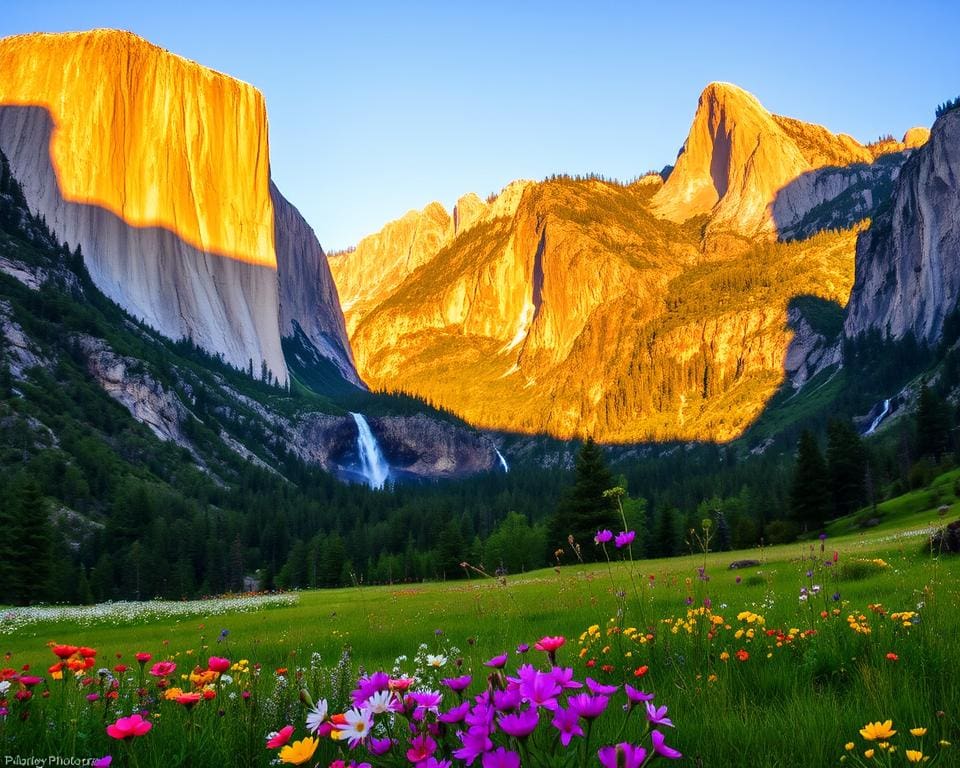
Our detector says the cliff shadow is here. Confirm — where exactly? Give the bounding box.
[0,103,287,381]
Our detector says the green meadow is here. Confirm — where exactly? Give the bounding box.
[2,490,959,767]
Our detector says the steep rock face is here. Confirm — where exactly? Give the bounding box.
[271,183,360,386]
[845,109,960,342]
[652,82,925,236]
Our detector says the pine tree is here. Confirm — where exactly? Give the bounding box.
[826,420,867,518]
[916,384,951,461]
[5,477,53,604]
[436,520,466,580]
[549,439,618,561]
[790,430,832,529]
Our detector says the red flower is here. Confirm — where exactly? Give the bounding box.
[207,657,231,674]
[586,659,596,668]
[534,636,566,653]
[134,653,152,664]
[601,664,615,673]
[51,645,79,660]
[48,663,63,675]
[633,665,649,677]
[735,650,749,662]
[267,725,295,749]
[114,665,128,674]
[886,652,898,661]
[176,693,202,708]
[202,689,216,700]
[149,662,176,678]
[78,647,97,659]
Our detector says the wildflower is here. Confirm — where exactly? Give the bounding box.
[334,708,373,746]
[442,674,472,693]
[454,728,494,764]
[365,690,398,715]
[595,529,613,544]
[885,653,898,662]
[864,749,875,758]
[267,725,295,749]
[208,657,231,673]
[585,677,618,695]
[645,701,674,727]
[598,743,647,768]
[439,701,471,723]
[92,758,111,768]
[625,685,655,705]
[615,531,636,548]
[303,699,328,734]
[425,654,447,668]
[485,654,508,669]
[481,747,521,768]
[534,636,565,653]
[633,665,649,677]
[135,653,151,664]
[106,714,152,740]
[568,694,609,720]
[860,721,896,741]
[550,667,583,690]
[551,706,584,746]
[910,728,927,737]
[515,667,560,709]
[149,661,176,678]
[516,643,530,654]
[651,729,683,759]
[906,751,924,763]
[52,645,79,660]
[368,737,392,756]
[278,737,318,765]
[176,692,202,708]
[406,733,438,763]
[735,650,749,662]
[499,707,539,738]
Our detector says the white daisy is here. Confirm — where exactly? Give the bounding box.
[425,654,447,668]
[306,698,329,734]
[334,707,373,746]
[364,690,395,715]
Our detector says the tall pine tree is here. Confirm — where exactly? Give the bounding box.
[550,439,617,561]
[826,420,867,518]
[789,430,832,529]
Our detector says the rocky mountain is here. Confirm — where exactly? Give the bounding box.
[845,106,960,344]
[0,29,357,388]
[330,84,928,442]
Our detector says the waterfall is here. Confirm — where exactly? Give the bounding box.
[349,412,390,489]
[864,399,891,436]
[495,448,509,472]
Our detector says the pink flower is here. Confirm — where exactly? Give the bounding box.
[533,636,565,653]
[92,758,112,768]
[406,733,437,763]
[484,653,508,669]
[266,725,294,749]
[551,706,584,746]
[594,529,613,544]
[148,661,176,678]
[498,708,539,738]
[207,656,230,673]
[106,714,152,740]
[585,677,618,695]
[598,743,647,768]
[651,729,682,759]
[442,675,472,693]
[615,531,636,549]
[481,747,521,768]
[624,685,655,705]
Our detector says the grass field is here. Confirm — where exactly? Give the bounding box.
[1,500,959,767]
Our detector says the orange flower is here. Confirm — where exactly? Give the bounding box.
[633,665,649,677]
[51,645,79,660]
[885,652,898,662]
[735,649,749,662]
[176,692,202,708]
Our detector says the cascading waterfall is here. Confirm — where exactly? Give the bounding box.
[349,412,390,489]
[864,399,891,436]
[495,448,509,472]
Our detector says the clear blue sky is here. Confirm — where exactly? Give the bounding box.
[4,0,959,251]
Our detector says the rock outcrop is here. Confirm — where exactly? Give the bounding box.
[845,108,960,343]
[652,82,926,236]
[0,29,359,389]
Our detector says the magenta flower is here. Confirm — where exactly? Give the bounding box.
[624,684,655,705]
[92,759,112,768]
[615,530,636,548]
[453,728,493,765]
[550,667,583,690]
[492,688,522,712]
[550,706,584,746]
[485,654,508,669]
[439,701,471,723]
[481,747,521,768]
[406,733,438,763]
[442,675,472,693]
[498,708,539,738]
[106,714,152,740]
[516,668,561,710]
[421,760,453,768]
[368,737,392,756]
[86,693,100,702]
[645,701,674,727]
[594,529,613,544]
[567,693,609,720]
[408,690,443,718]
[466,702,496,732]
[534,636,565,653]
[651,729,683,759]
[598,743,648,768]
[515,643,529,654]
[585,677,618,695]
[351,671,390,706]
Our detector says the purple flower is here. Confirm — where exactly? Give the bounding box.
[466,701,496,732]
[594,529,613,544]
[515,643,529,654]
[549,667,583,691]
[598,743,647,768]
[645,702,674,727]
[651,729,683,759]
[615,530,636,548]
[819,533,828,540]
[92,759,112,768]
[832,592,841,601]
[368,737,392,755]
[421,760,453,768]
[485,654,508,669]
[86,693,100,702]
[439,701,471,723]
[567,693,609,720]
[498,708,539,738]
[443,675,473,693]
[481,747,521,768]
[624,684,655,705]
[585,677,618,695]
[453,728,493,765]
[408,690,443,719]
[550,706,584,746]
[515,666,561,710]
[350,671,390,706]
[492,688,522,712]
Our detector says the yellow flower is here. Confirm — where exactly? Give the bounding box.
[720,652,730,662]
[279,737,318,765]
[864,749,875,759]
[911,728,927,737]
[164,687,184,701]
[844,743,855,751]
[860,721,896,741]
[939,740,951,748]
[906,750,924,763]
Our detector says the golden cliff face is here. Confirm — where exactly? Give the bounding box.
[0,29,294,383]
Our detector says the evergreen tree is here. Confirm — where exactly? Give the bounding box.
[436,520,466,580]
[916,384,951,461]
[713,509,732,551]
[549,439,617,560]
[826,420,867,518]
[789,430,832,529]
[4,477,53,604]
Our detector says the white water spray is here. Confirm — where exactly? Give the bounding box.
[495,448,509,472]
[865,399,891,436]
[350,412,390,489]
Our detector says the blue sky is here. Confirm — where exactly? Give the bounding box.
[4,1,959,251]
